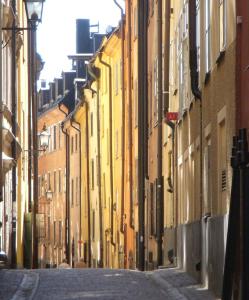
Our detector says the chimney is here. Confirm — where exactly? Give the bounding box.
[76,19,92,54]
[63,71,76,93]
[49,82,56,102]
[55,78,63,99]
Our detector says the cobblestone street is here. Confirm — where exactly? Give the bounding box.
[0,268,216,300]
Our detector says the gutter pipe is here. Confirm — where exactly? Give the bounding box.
[11,0,17,268]
[70,118,83,261]
[157,0,164,267]
[59,104,71,264]
[137,0,147,271]
[0,0,3,206]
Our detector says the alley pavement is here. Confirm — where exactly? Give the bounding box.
[0,267,216,300]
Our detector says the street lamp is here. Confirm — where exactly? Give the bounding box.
[24,0,45,25]
[46,189,53,201]
[38,125,50,151]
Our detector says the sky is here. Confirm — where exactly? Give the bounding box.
[37,0,124,83]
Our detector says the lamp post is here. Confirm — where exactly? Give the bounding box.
[24,0,45,269]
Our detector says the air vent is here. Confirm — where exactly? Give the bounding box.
[221,169,227,191]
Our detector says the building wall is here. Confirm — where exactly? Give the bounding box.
[67,122,81,267]
[38,108,67,267]
[167,0,236,295]
[75,105,90,267]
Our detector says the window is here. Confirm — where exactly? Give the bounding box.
[58,123,61,148]
[218,114,227,214]
[115,130,119,159]
[134,79,138,128]
[71,179,74,206]
[107,129,110,165]
[48,172,51,190]
[154,57,158,125]
[205,0,211,73]
[133,6,138,39]
[75,134,78,152]
[92,210,95,240]
[47,216,51,240]
[149,183,153,236]
[71,136,74,154]
[103,173,106,208]
[54,171,56,194]
[54,221,56,244]
[76,177,79,206]
[91,159,94,189]
[54,125,57,151]
[58,170,62,193]
[90,112,93,136]
[58,221,62,246]
[219,0,226,52]
[196,0,201,79]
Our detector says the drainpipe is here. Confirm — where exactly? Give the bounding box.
[0,0,3,207]
[189,0,203,274]
[87,63,103,267]
[189,1,203,218]
[84,100,91,267]
[70,118,82,260]
[189,0,201,100]
[11,0,17,268]
[59,105,70,264]
[137,0,147,271]
[127,0,134,230]
[156,0,164,268]
[28,23,32,215]
[99,53,115,247]
[114,0,125,236]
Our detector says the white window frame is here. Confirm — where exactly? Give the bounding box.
[219,0,226,53]
[205,0,211,74]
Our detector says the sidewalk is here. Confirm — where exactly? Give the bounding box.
[146,267,217,300]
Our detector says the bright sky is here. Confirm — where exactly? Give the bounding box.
[37,0,123,82]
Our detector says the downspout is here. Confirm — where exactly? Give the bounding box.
[156,0,164,267]
[114,0,125,235]
[189,0,201,100]
[0,0,3,206]
[70,118,82,260]
[87,63,103,267]
[84,100,91,267]
[98,53,115,247]
[127,1,133,230]
[11,0,17,268]
[189,0,202,216]
[59,105,70,264]
[137,0,147,271]
[31,21,39,269]
[189,0,203,273]
[28,22,32,214]
[163,0,177,261]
